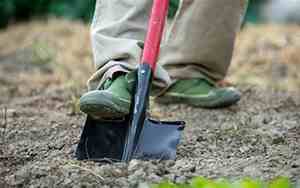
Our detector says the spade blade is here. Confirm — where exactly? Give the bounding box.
[75,116,129,161]
[133,118,185,160]
[75,116,184,161]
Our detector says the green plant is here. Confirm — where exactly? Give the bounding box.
[151,177,294,188]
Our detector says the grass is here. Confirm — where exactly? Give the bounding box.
[69,94,81,115]
[30,40,55,66]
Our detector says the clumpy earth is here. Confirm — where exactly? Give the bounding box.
[0,20,300,187]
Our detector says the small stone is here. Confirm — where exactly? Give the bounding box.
[291,159,300,168]
[138,183,151,188]
[64,178,73,185]
[128,160,141,172]
[272,135,285,144]
[7,109,17,117]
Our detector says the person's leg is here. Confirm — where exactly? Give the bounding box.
[81,0,248,119]
[87,0,151,90]
[80,0,148,118]
[160,0,248,81]
[80,0,172,119]
[156,0,248,107]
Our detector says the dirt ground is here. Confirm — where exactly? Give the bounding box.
[0,20,300,188]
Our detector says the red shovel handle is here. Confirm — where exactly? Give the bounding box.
[141,0,169,72]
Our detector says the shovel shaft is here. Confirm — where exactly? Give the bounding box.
[142,0,169,72]
[122,0,169,162]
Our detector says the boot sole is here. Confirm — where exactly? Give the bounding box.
[155,90,241,108]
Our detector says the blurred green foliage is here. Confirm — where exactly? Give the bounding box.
[0,0,180,28]
[47,0,96,21]
[0,0,96,28]
[151,177,293,188]
[0,0,15,27]
[245,0,267,23]
[2,0,266,29]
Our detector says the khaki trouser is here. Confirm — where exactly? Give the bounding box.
[88,0,248,90]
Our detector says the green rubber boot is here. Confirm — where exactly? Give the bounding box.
[155,78,241,108]
[79,74,133,119]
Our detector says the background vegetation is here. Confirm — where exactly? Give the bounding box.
[0,0,181,28]
[0,0,266,29]
[0,0,97,28]
[151,177,293,188]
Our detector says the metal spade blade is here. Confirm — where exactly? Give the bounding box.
[75,116,184,161]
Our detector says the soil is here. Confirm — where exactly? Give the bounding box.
[0,20,300,188]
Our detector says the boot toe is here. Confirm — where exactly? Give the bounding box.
[79,90,130,119]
